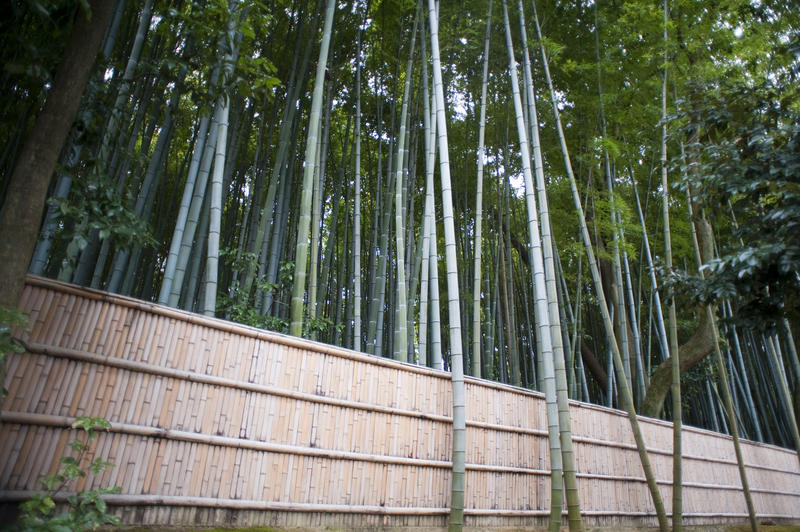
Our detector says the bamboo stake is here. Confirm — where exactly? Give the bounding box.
[658,4,684,530]
[516,1,583,526]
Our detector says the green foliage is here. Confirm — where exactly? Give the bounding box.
[0,307,28,401]
[0,1,78,87]
[220,247,258,275]
[673,81,800,329]
[217,246,341,336]
[11,416,121,531]
[220,287,289,332]
[218,251,291,332]
[50,173,155,267]
[235,8,281,100]
[0,0,84,198]
[303,314,343,338]
[169,0,282,102]
[679,355,715,421]
[591,190,641,262]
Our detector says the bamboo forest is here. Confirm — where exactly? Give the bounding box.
[1,0,799,530]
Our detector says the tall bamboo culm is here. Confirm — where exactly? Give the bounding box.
[517,0,584,527]
[427,0,467,528]
[660,2,683,529]
[290,0,336,337]
[501,2,564,528]
[471,0,493,379]
[392,10,419,362]
[352,16,364,351]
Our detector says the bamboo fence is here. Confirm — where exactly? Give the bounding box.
[0,276,798,529]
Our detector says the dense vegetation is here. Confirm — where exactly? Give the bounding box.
[1,0,798,530]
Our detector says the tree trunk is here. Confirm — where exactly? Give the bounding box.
[0,0,117,310]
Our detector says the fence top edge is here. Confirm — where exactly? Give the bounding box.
[24,275,452,378]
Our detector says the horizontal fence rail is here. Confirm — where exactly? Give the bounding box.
[1,276,798,529]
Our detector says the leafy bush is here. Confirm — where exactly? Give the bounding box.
[10,416,121,531]
[672,80,800,330]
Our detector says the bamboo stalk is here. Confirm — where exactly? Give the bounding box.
[25,279,458,378]
[528,2,668,527]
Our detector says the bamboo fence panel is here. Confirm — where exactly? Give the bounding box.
[0,276,798,529]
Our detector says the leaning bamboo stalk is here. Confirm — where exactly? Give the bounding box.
[685,199,759,532]
[593,1,632,393]
[629,168,670,364]
[766,331,800,465]
[781,319,800,395]
[529,2,668,529]
[517,0,583,527]
[501,2,564,528]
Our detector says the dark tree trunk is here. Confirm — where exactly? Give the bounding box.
[0,0,117,309]
[642,310,714,418]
